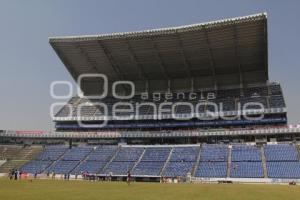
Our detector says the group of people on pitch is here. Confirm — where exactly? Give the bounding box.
[9,169,21,180]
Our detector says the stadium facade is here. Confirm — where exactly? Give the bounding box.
[1,13,300,183]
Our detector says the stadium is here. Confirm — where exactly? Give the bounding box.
[1,11,300,199]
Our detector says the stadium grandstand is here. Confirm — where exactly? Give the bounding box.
[1,12,300,183]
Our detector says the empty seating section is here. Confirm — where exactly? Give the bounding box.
[46,160,79,174]
[240,97,267,109]
[163,162,194,177]
[133,161,165,176]
[87,146,118,161]
[77,105,97,117]
[231,145,261,161]
[230,145,263,178]
[37,146,68,161]
[55,105,72,117]
[42,146,118,174]
[102,147,144,175]
[72,161,105,174]
[264,144,298,161]
[267,162,300,178]
[12,146,43,160]
[0,146,43,173]
[195,144,228,178]
[104,161,135,175]
[195,162,227,177]
[141,147,171,162]
[244,86,268,97]
[217,99,235,111]
[21,145,119,174]
[200,144,228,162]
[21,161,52,174]
[170,147,199,162]
[16,143,300,178]
[162,146,199,177]
[264,144,300,179]
[230,162,263,178]
[269,84,282,95]
[114,147,144,161]
[55,83,286,118]
[0,146,22,160]
[132,147,171,176]
[62,147,93,161]
[269,95,285,108]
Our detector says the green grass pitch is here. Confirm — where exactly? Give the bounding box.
[1,178,300,200]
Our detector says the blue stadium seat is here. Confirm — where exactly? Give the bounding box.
[133,161,165,176]
[87,145,118,161]
[231,145,261,162]
[264,144,298,161]
[36,146,68,161]
[62,147,93,161]
[21,161,52,174]
[114,147,144,161]
[230,162,263,178]
[200,144,228,162]
[71,161,105,174]
[195,162,227,178]
[163,161,194,177]
[267,162,300,178]
[104,161,135,175]
[46,160,79,174]
[170,146,199,162]
[141,147,171,162]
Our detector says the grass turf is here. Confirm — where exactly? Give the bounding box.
[1,178,300,200]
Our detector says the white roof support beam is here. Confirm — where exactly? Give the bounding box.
[145,80,149,93]
[191,77,194,92]
[263,20,269,80]
[125,39,148,80]
[74,42,121,94]
[74,43,101,74]
[176,33,192,78]
[51,43,79,79]
[97,40,127,92]
[202,25,218,90]
[233,25,244,89]
[150,38,170,80]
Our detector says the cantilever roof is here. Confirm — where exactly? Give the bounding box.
[50,13,268,93]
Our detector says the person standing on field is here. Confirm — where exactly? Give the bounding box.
[127,170,131,185]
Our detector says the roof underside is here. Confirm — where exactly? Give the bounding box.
[49,13,268,94]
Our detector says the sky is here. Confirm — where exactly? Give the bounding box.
[0,0,299,131]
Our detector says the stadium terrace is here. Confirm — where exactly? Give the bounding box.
[1,13,300,184]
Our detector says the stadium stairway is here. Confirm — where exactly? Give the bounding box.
[131,147,146,172]
[70,147,96,174]
[0,145,22,159]
[0,160,6,167]
[227,145,232,177]
[0,146,43,173]
[0,161,28,173]
[13,146,43,160]
[191,144,202,177]
[160,147,174,176]
[43,148,70,173]
[100,146,121,174]
[260,146,268,178]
